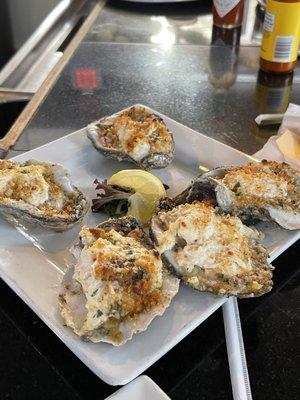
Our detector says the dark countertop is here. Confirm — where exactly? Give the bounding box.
[1,1,300,399]
[1,243,299,400]
[10,41,300,155]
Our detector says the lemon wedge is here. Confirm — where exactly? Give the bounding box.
[108,169,166,224]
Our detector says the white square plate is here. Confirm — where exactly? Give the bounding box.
[105,375,171,400]
[0,105,299,385]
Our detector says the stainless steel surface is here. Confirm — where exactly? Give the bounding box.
[7,41,300,156]
[0,0,97,92]
[16,52,63,93]
[1,0,271,156]
[124,0,193,2]
[86,0,263,46]
[87,1,214,46]
[0,0,104,156]
[0,89,33,103]
[0,0,71,86]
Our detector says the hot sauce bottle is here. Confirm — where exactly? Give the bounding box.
[213,0,244,28]
[260,0,300,73]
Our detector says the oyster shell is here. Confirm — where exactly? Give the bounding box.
[0,159,89,231]
[151,201,273,298]
[87,105,174,169]
[59,216,179,345]
[176,161,300,230]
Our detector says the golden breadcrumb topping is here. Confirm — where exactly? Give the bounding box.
[98,107,173,162]
[221,160,299,211]
[157,201,259,276]
[0,160,78,219]
[154,201,272,296]
[76,226,167,335]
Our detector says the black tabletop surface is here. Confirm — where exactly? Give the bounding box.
[1,242,299,400]
[1,1,300,399]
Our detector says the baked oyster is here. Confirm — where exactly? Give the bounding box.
[0,159,89,231]
[151,201,273,298]
[59,216,179,345]
[87,106,174,169]
[177,161,300,230]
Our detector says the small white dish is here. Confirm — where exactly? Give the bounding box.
[105,375,171,400]
[0,105,299,385]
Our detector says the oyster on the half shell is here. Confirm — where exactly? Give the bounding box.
[151,201,273,298]
[59,216,179,345]
[0,160,89,231]
[87,106,174,169]
[176,161,300,230]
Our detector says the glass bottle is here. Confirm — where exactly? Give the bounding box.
[209,25,242,123]
[213,0,244,28]
[253,70,293,141]
[256,69,293,114]
[260,0,300,74]
[209,25,241,90]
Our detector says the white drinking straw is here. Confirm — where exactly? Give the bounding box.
[222,297,252,400]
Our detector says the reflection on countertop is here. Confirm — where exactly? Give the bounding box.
[6,0,300,156]
[86,0,264,46]
[10,42,300,155]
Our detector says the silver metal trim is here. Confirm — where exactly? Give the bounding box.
[0,0,106,155]
[0,89,33,103]
[0,0,72,85]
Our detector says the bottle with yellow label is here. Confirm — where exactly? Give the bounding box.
[260,0,300,73]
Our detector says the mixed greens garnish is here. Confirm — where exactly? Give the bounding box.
[92,179,131,217]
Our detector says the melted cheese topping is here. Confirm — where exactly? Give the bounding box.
[99,107,173,162]
[74,226,166,335]
[0,160,77,219]
[221,161,299,211]
[157,202,260,276]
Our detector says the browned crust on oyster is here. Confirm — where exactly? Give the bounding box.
[220,161,299,210]
[150,202,273,298]
[175,161,300,229]
[87,106,175,169]
[0,160,89,231]
[183,243,272,298]
[60,216,179,345]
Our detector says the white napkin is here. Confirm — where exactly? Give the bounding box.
[254,103,300,170]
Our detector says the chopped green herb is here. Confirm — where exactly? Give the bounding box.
[215,208,225,216]
[94,310,103,318]
[278,200,284,208]
[91,288,99,297]
[132,270,145,284]
[232,182,241,193]
[231,182,241,196]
